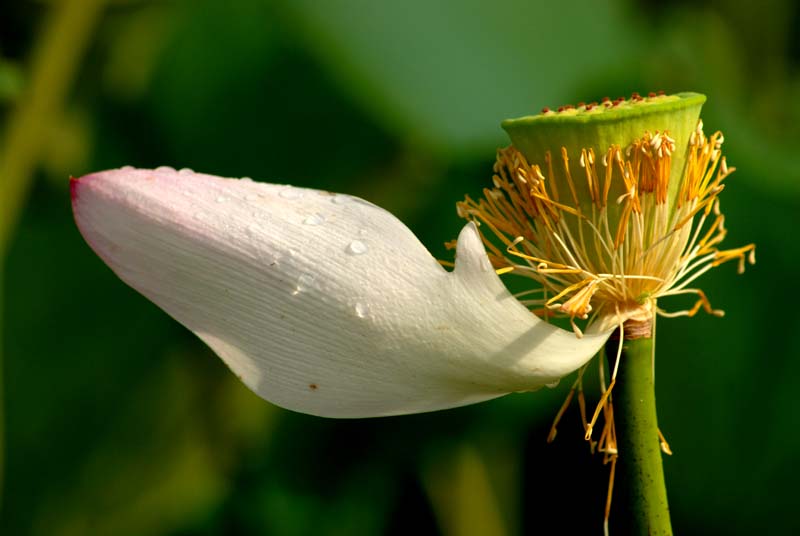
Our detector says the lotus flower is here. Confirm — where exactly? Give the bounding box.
[72,91,753,424]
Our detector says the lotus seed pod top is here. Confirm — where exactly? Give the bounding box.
[457,91,754,335]
[502,92,705,217]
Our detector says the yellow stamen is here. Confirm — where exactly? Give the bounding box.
[455,121,754,330]
[658,428,673,455]
[453,119,752,528]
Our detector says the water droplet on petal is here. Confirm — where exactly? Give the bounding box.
[216,196,227,203]
[120,165,134,171]
[545,379,560,389]
[346,240,368,255]
[303,213,325,226]
[280,187,303,199]
[293,273,314,295]
[178,167,194,175]
[332,194,351,205]
[354,302,369,318]
[240,177,253,182]
[156,165,175,172]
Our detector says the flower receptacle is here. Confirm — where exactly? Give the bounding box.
[501,92,706,212]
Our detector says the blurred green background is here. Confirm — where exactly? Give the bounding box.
[1,0,798,534]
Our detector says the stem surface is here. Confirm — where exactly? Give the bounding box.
[609,333,672,535]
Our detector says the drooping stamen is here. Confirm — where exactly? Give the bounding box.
[451,92,753,534]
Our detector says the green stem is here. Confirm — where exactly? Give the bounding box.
[609,332,672,535]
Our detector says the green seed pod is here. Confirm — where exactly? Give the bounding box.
[456,91,754,335]
[502,92,706,216]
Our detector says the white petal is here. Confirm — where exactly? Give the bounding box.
[72,168,611,417]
